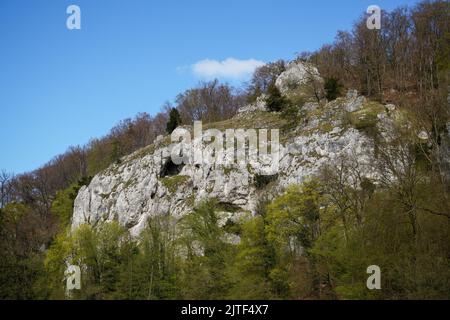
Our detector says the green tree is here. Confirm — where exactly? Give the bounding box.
[0,203,48,299]
[228,216,274,299]
[265,82,289,112]
[44,231,73,299]
[125,216,180,300]
[166,108,182,134]
[266,181,333,298]
[324,77,342,101]
[45,222,132,300]
[51,177,91,229]
[179,199,232,299]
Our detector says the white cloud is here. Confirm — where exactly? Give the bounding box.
[192,58,265,80]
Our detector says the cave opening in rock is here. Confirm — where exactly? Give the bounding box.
[160,159,185,177]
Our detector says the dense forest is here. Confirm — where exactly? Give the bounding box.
[0,0,449,299]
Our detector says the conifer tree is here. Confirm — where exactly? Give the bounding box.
[166,108,182,134]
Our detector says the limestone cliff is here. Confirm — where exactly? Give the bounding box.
[72,62,404,236]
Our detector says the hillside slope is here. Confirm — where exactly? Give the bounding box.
[72,62,409,236]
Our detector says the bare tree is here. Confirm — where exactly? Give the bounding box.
[0,170,13,208]
[176,80,244,124]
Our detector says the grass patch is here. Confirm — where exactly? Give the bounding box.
[347,101,385,130]
[223,166,238,176]
[205,111,286,131]
[161,175,190,193]
[186,193,195,206]
[124,178,138,189]
[318,122,334,133]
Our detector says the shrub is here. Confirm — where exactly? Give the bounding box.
[324,77,343,101]
[281,98,305,128]
[266,82,289,112]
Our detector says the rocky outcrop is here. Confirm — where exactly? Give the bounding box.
[344,89,366,112]
[72,62,397,236]
[275,61,321,94]
[237,94,268,115]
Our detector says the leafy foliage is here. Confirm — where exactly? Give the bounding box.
[51,177,91,228]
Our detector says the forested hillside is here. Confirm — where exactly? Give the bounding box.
[0,0,449,300]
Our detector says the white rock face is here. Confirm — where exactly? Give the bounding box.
[72,64,390,236]
[344,90,366,112]
[237,94,268,115]
[275,61,321,94]
[278,128,375,188]
[72,105,379,237]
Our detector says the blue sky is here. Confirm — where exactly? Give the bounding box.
[0,0,419,174]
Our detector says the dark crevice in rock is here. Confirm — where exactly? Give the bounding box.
[160,159,185,177]
[254,174,279,189]
[218,202,242,213]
